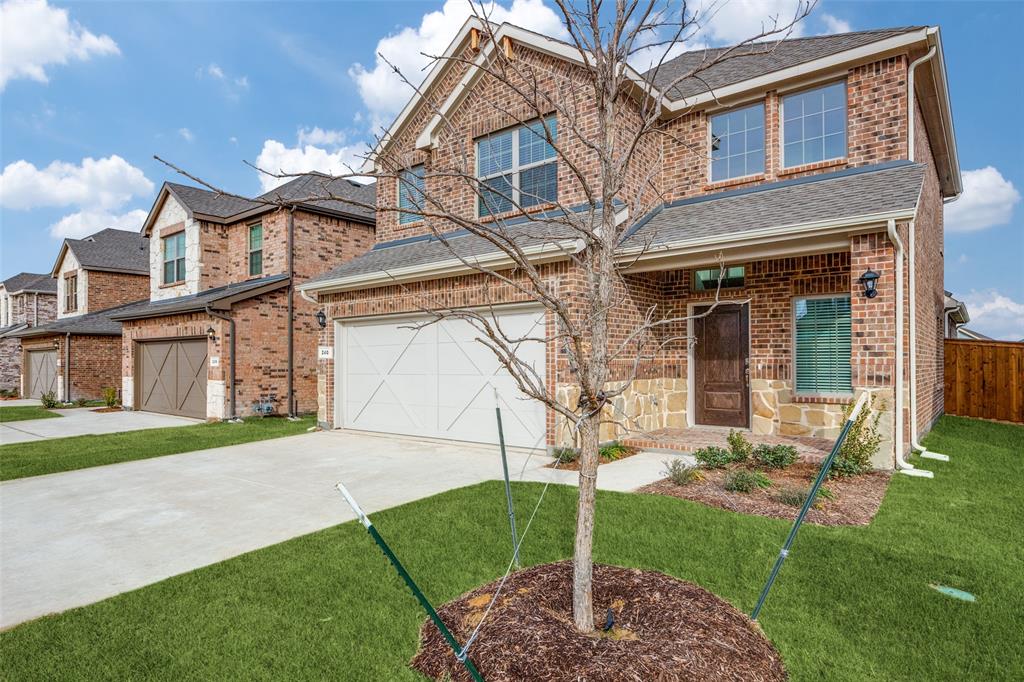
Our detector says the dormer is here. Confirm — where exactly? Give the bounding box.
[50,228,150,317]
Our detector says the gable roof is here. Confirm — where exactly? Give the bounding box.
[647,27,923,101]
[143,174,377,235]
[1,272,56,295]
[52,228,150,276]
[10,299,146,338]
[109,274,290,321]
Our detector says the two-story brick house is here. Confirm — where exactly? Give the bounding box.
[109,174,376,420]
[299,22,959,472]
[12,228,150,401]
[0,273,58,393]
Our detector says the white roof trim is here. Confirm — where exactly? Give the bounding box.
[298,238,582,294]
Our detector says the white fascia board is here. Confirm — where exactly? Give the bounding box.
[416,23,660,151]
[361,17,485,172]
[298,239,582,294]
[664,28,930,113]
[618,208,916,264]
[926,27,962,195]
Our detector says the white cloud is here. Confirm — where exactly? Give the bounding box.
[297,126,346,147]
[197,61,249,100]
[0,155,153,210]
[349,0,567,127]
[49,208,148,239]
[820,14,851,34]
[962,290,1024,341]
[696,0,809,46]
[205,63,225,79]
[945,167,1020,232]
[0,0,119,90]
[229,136,238,145]
[254,139,367,192]
[178,127,195,143]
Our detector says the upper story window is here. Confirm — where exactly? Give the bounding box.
[782,81,847,169]
[710,103,765,182]
[162,232,186,285]
[794,295,852,395]
[398,165,426,225]
[477,117,557,217]
[64,274,77,312]
[248,224,263,276]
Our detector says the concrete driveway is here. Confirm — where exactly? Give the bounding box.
[0,408,199,444]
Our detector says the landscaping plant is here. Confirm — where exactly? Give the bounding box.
[753,444,799,469]
[830,395,884,478]
[772,484,836,508]
[598,441,630,462]
[40,391,59,409]
[663,458,702,486]
[726,430,753,463]
[102,387,118,409]
[693,446,736,469]
[75,398,89,408]
[553,447,579,465]
[724,470,772,493]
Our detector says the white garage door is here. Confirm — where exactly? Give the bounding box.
[338,307,547,448]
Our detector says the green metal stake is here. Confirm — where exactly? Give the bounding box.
[494,388,520,568]
[750,392,868,621]
[336,483,485,682]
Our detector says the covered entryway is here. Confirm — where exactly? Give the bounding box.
[337,307,547,448]
[693,303,750,428]
[25,349,58,399]
[137,339,208,418]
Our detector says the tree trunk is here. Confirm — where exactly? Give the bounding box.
[572,411,601,631]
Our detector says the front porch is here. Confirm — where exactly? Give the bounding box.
[622,426,835,463]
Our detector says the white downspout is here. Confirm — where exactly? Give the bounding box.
[887,218,933,478]
[907,45,949,463]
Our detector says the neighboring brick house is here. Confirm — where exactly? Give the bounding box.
[109,174,375,420]
[11,228,150,401]
[0,273,57,393]
[299,21,960,471]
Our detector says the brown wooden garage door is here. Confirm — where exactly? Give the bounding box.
[137,339,208,418]
[25,350,58,399]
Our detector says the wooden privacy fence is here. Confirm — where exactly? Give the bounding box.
[944,339,1024,423]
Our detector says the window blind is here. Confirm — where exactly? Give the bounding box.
[794,296,852,393]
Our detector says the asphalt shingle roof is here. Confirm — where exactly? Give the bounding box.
[644,27,923,101]
[0,323,29,338]
[64,228,149,274]
[109,274,290,321]
[1,272,57,294]
[621,161,925,248]
[165,183,263,218]
[10,300,147,338]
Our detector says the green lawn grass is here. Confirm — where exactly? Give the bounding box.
[1,416,1021,680]
[0,405,62,423]
[0,415,316,481]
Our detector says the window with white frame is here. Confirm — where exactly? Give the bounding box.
[477,117,557,217]
[162,232,186,285]
[248,223,263,276]
[398,165,425,225]
[782,81,847,168]
[794,295,852,394]
[710,103,765,182]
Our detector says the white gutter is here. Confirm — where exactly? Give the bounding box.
[887,218,933,478]
[299,239,582,294]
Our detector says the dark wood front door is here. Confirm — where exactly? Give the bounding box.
[694,303,750,428]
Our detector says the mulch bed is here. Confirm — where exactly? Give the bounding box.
[638,462,890,526]
[91,407,121,413]
[546,446,640,471]
[411,561,786,682]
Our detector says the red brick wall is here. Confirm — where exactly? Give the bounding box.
[87,271,149,310]
[22,334,120,401]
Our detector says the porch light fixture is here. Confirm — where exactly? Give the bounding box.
[206,326,216,339]
[858,269,880,299]
[315,310,327,329]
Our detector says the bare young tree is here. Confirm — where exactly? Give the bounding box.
[161,0,814,633]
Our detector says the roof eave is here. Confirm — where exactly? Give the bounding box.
[110,276,290,321]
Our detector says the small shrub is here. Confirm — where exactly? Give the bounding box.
[663,458,702,486]
[753,443,798,469]
[40,391,59,409]
[553,447,579,464]
[102,386,119,408]
[726,430,753,463]
[830,395,884,478]
[773,484,836,508]
[75,397,89,407]
[694,446,735,469]
[723,469,772,493]
[599,441,631,461]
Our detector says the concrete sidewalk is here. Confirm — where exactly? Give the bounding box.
[0,408,199,444]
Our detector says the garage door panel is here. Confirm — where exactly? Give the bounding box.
[339,309,546,448]
[138,339,207,419]
[26,350,58,399]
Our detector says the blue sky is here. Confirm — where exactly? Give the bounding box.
[1,0,1021,338]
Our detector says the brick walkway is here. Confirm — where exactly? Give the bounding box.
[622,427,834,462]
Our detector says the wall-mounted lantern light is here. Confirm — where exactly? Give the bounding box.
[206,326,216,340]
[858,269,880,299]
[53,339,59,349]
[315,310,327,329]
